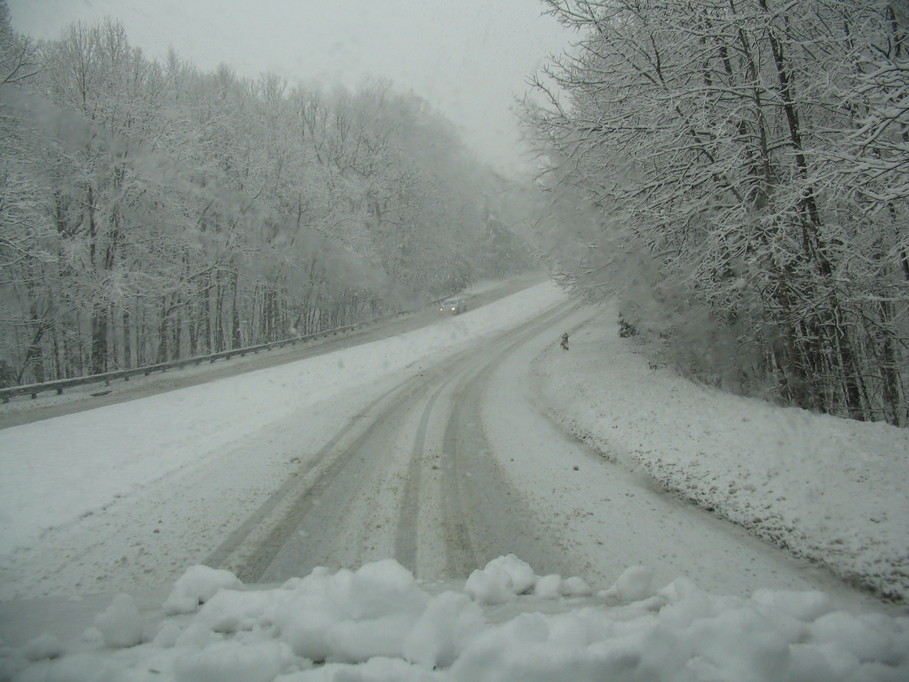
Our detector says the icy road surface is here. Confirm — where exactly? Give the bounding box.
[0,279,886,614]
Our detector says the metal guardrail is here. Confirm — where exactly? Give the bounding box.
[0,289,467,404]
[0,320,367,403]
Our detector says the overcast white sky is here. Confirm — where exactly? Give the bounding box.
[7,0,574,176]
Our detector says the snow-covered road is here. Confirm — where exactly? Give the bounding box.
[2,279,907,680]
[233,303,585,586]
[483,307,885,607]
[1,279,890,611]
[0,280,566,600]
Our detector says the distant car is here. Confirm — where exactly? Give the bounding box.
[440,298,466,314]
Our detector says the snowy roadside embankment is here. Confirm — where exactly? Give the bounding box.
[2,555,908,681]
[534,299,909,603]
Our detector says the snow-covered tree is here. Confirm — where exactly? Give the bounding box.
[0,17,527,385]
[528,0,909,424]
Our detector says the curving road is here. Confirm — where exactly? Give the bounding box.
[1,277,885,617]
[195,294,878,615]
[204,302,581,584]
[0,280,582,601]
[0,273,548,430]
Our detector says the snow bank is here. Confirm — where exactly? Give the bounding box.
[535,302,909,602]
[2,557,907,681]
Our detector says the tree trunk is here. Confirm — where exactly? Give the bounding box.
[230,268,242,349]
[213,274,224,353]
[90,307,108,374]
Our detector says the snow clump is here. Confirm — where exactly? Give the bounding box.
[93,593,144,648]
[163,564,243,615]
[465,554,536,604]
[2,557,908,681]
[21,633,64,662]
[465,554,592,604]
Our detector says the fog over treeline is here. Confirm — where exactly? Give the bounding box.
[525,0,909,425]
[0,5,532,384]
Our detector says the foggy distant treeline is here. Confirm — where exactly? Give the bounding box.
[528,0,909,425]
[0,9,531,385]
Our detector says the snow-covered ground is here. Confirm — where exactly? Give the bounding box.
[1,281,908,681]
[537,302,909,604]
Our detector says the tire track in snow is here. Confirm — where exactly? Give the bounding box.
[209,299,580,584]
[393,380,448,574]
[441,364,486,577]
[205,375,431,582]
[214,346,477,583]
[439,302,583,578]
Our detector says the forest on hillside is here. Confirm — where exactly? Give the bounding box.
[527,0,909,425]
[0,8,531,385]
